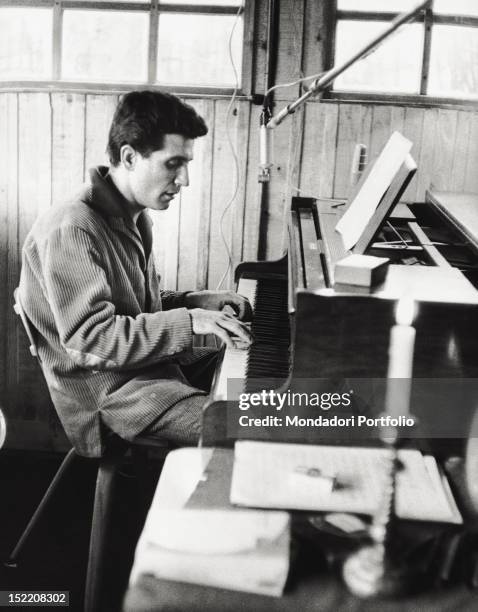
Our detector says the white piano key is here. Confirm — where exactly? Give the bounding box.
[214,278,257,399]
[237,277,257,307]
[214,347,249,400]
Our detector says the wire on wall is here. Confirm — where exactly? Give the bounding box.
[215,1,244,290]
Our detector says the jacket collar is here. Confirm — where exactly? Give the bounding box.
[84,165,138,219]
[82,166,153,261]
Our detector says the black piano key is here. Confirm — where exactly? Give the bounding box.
[244,277,291,390]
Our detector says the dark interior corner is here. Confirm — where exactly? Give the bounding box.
[0,449,162,612]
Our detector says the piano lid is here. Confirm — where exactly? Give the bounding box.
[426,189,478,252]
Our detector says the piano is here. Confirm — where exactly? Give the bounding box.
[202,189,478,451]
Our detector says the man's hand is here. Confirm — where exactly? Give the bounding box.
[189,308,253,348]
[185,290,252,321]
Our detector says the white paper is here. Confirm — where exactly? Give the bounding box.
[135,504,290,596]
[147,508,289,555]
[129,449,291,596]
[230,440,462,523]
[335,131,413,250]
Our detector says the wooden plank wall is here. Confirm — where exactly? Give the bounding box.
[2,91,478,450]
[0,92,264,450]
[298,102,478,204]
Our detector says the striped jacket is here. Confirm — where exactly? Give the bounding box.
[19,166,208,457]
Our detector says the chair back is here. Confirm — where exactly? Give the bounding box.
[13,288,42,365]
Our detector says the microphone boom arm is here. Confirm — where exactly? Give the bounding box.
[267,0,432,129]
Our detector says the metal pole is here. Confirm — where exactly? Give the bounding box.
[268,0,433,129]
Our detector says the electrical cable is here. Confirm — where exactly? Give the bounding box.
[264,71,327,102]
[215,2,244,290]
[215,7,325,281]
[268,73,327,197]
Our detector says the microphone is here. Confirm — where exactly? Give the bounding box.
[259,111,273,183]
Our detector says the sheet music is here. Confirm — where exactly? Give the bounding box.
[230,441,462,524]
[335,131,413,250]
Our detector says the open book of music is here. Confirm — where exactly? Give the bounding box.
[317,131,417,285]
[336,131,416,252]
[230,441,462,524]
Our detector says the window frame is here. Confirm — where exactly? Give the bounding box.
[0,0,254,96]
[327,2,478,108]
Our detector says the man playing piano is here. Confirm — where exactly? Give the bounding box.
[18,90,252,457]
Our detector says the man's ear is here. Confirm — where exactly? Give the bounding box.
[120,144,137,170]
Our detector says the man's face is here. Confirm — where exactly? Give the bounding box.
[129,133,194,211]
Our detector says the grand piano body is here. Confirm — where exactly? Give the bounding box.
[202,189,478,451]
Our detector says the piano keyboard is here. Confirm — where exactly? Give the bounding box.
[214,276,290,399]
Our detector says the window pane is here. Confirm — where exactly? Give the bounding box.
[157,14,243,87]
[334,21,423,93]
[434,0,478,16]
[338,1,419,12]
[428,25,478,98]
[0,8,52,80]
[167,1,241,5]
[62,10,148,83]
[68,0,147,3]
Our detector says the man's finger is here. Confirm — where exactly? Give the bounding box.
[213,324,234,348]
[223,296,253,321]
[221,304,236,317]
[236,297,253,321]
[218,317,253,344]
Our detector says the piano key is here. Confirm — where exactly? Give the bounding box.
[214,346,249,400]
[236,277,258,308]
[213,277,258,399]
[213,276,291,400]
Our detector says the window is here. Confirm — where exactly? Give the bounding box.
[0,0,248,92]
[333,0,478,101]
[0,7,53,80]
[62,10,149,83]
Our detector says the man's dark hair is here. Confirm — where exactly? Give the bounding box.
[107,90,208,166]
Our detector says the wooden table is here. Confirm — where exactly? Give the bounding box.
[123,447,476,611]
